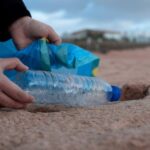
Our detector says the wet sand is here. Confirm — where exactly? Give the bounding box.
[0,47,150,150]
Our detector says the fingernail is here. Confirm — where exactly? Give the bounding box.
[24,66,29,70]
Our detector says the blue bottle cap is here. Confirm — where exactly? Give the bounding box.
[110,86,122,102]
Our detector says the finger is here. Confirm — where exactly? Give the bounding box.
[0,91,26,109]
[0,58,28,72]
[47,28,62,45]
[0,75,34,103]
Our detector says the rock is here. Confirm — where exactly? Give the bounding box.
[121,84,149,101]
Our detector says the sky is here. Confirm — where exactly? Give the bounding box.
[24,0,150,36]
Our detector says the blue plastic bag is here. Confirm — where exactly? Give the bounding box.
[0,39,100,77]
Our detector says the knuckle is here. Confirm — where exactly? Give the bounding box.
[47,25,53,30]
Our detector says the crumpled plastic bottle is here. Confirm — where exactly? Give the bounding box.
[9,70,121,107]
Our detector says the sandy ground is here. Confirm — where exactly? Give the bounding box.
[0,47,150,150]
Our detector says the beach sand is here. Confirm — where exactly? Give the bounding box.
[0,47,150,150]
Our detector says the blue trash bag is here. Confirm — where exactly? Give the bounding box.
[0,39,100,77]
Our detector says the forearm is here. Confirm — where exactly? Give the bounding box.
[0,0,31,41]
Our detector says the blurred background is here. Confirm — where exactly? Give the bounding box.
[24,0,150,52]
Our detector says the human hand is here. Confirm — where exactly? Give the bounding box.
[0,58,34,109]
[9,16,62,49]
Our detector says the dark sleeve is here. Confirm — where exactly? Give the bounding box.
[0,0,31,41]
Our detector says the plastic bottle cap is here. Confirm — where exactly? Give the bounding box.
[110,86,122,102]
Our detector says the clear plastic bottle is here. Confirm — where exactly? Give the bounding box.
[9,70,121,107]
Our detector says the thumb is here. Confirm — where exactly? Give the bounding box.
[0,58,28,72]
[47,28,62,45]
